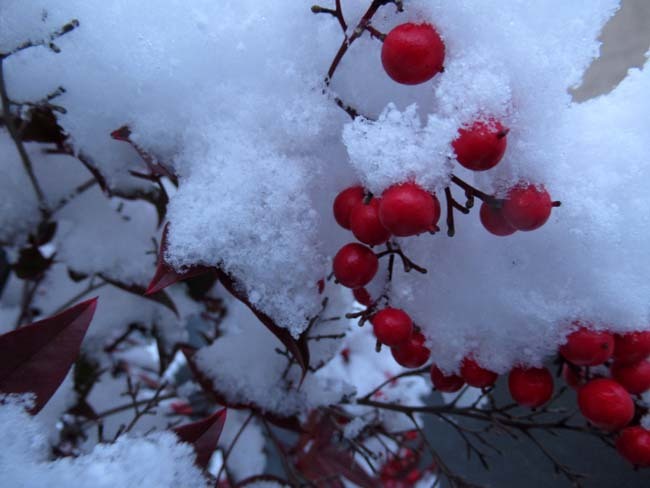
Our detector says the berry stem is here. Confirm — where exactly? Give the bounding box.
[376,244,427,274]
[450,174,501,206]
[444,187,472,238]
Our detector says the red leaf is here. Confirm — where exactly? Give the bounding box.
[145,224,212,295]
[110,125,178,183]
[173,408,227,469]
[0,298,98,414]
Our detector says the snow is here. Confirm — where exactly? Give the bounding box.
[0,399,208,488]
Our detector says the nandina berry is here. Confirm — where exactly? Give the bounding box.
[333,186,364,230]
[578,378,634,431]
[350,198,391,246]
[562,364,586,390]
[333,243,378,289]
[611,360,650,395]
[452,119,508,171]
[353,287,373,307]
[460,358,498,388]
[430,365,465,392]
[616,426,650,467]
[479,202,516,236]
[559,325,615,366]
[613,331,650,365]
[391,332,431,368]
[508,367,554,408]
[379,182,441,236]
[381,23,445,85]
[502,183,553,231]
[372,308,413,346]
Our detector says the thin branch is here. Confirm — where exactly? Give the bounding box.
[0,58,48,214]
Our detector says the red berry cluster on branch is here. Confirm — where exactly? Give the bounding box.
[514,326,650,466]
[332,182,438,368]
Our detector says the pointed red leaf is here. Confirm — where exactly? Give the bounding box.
[173,408,227,469]
[0,297,98,414]
[110,125,178,182]
[145,224,212,295]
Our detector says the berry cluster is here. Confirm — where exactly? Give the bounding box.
[332,21,561,373]
[429,327,650,467]
[332,182,437,367]
[382,22,559,237]
[561,327,650,466]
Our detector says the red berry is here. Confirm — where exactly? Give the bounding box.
[559,325,615,366]
[333,243,378,289]
[372,308,413,346]
[460,358,498,388]
[381,23,445,85]
[350,198,391,246]
[616,426,650,467]
[578,378,634,431]
[333,186,364,230]
[430,365,465,392]
[379,182,441,236]
[502,183,553,231]
[611,360,650,395]
[562,364,585,390]
[452,119,508,171]
[479,202,516,236]
[508,367,554,408]
[391,332,431,368]
[352,287,373,307]
[613,331,650,365]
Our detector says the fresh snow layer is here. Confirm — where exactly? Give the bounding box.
[0,399,208,488]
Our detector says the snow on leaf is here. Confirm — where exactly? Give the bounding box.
[145,224,212,296]
[173,408,227,469]
[216,269,311,383]
[0,297,98,414]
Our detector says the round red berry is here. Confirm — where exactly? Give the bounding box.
[381,23,445,85]
[616,426,650,467]
[578,378,634,431]
[430,365,465,392]
[460,358,498,388]
[502,183,553,231]
[508,367,554,408]
[452,119,508,171]
[333,243,378,289]
[479,202,516,236]
[333,186,364,230]
[372,308,413,346]
[611,360,650,395]
[350,198,391,246]
[559,325,614,366]
[379,182,441,237]
[352,287,373,307]
[391,332,431,368]
[613,331,650,365]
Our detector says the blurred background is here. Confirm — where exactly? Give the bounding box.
[572,0,650,101]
